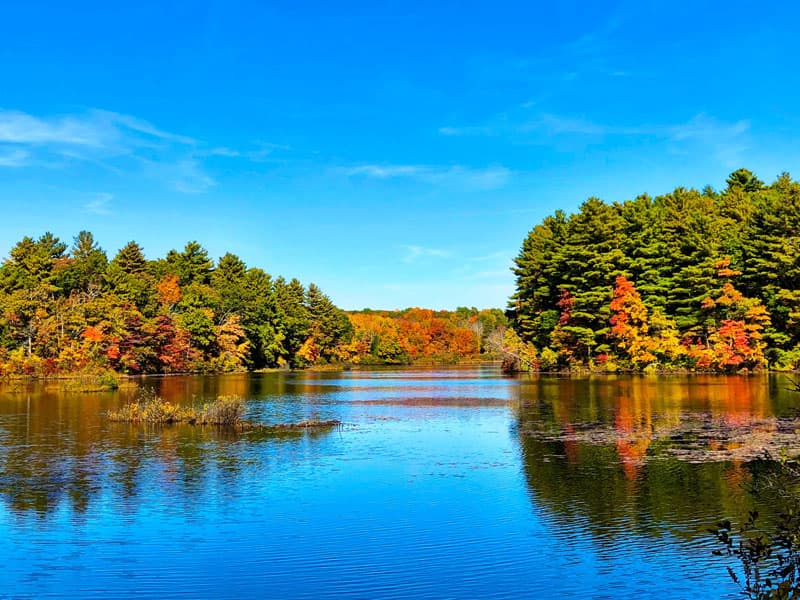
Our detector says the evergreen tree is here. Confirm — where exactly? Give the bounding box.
[509,169,800,371]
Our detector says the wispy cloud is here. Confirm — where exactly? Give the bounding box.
[441,109,751,167]
[465,2,634,97]
[339,163,511,190]
[170,159,217,193]
[83,192,113,215]
[0,108,195,151]
[440,110,641,138]
[666,114,750,167]
[401,245,452,263]
[0,108,219,193]
[468,251,512,263]
[202,146,240,157]
[0,147,30,167]
[245,142,292,163]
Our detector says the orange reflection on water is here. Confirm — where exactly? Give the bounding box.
[517,374,784,474]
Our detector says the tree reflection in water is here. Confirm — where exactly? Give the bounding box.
[0,376,335,518]
[513,374,795,542]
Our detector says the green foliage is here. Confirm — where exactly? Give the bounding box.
[509,169,799,372]
[0,232,349,375]
[165,241,214,287]
[305,283,353,362]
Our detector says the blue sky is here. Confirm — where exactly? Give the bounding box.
[1,1,799,310]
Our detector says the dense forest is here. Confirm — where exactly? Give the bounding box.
[0,234,353,376]
[0,233,504,377]
[339,307,506,365]
[506,169,800,372]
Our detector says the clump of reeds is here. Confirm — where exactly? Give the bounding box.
[108,393,246,426]
[199,395,247,425]
[60,367,126,392]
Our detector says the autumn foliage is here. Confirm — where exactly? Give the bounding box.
[509,169,796,372]
[0,233,353,377]
[337,308,504,365]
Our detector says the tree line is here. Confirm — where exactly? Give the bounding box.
[0,233,353,375]
[0,232,509,377]
[339,307,506,365]
[507,169,800,372]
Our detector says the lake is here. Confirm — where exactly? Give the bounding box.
[1,366,796,599]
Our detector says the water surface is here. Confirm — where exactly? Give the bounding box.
[1,367,795,598]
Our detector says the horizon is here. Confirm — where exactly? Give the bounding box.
[2,1,800,310]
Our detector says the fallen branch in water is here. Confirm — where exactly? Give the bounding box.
[254,420,342,431]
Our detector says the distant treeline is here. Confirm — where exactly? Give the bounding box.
[0,233,353,376]
[506,169,800,372]
[339,307,507,365]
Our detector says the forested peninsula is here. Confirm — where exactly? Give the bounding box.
[0,233,504,378]
[505,169,800,373]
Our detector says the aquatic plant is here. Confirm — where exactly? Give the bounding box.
[59,368,125,392]
[107,392,342,433]
[200,395,247,425]
[108,394,246,426]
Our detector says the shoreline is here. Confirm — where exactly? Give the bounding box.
[2,363,798,386]
[0,357,506,383]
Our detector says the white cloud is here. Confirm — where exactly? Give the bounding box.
[170,159,217,193]
[440,108,751,167]
[343,164,429,178]
[667,114,750,167]
[469,251,512,263]
[0,107,222,193]
[0,108,195,151]
[401,245,452,263]
[245,142,291,162]
[203,146,240,157]
[83,192,113,215]
[339,163,511,190]
[0,148,30,167]
[438,126,465,136]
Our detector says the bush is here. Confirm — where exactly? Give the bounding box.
[200,395,247,425]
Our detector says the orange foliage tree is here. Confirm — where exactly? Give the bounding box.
[609,276,656,368]
[338,308,482,364]
[688,258,770,370]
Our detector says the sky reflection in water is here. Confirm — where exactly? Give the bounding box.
[1,368,792,598]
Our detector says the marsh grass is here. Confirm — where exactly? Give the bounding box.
[108,393,246,426]
[107,392,340,431]
[59,368,131,393]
